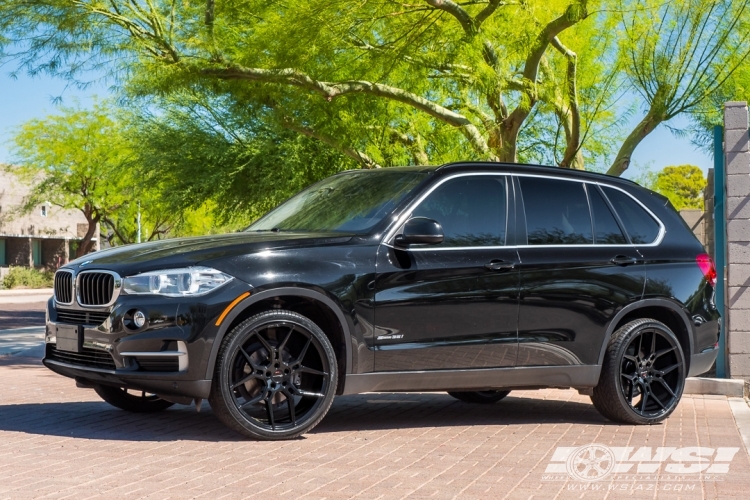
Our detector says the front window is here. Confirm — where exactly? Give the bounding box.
[410,175,507,247]
[248,170,427,233]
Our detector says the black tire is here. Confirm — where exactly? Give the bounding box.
[591,318,686,425]
[94,385,175,412]
[448,390,511,404]
[209,310,338,440]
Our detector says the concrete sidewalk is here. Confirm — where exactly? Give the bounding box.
[0,357,749,499]
[0,288,52,304]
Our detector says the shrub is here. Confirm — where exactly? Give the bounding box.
[1,266,54,289]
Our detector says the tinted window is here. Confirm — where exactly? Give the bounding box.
[411,176,506,247]
[588,186,627,244]
[520,177,592,245]
[248,170,427,233]
[602,187,660,244]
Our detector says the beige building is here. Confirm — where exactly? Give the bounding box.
[0,169,97,270]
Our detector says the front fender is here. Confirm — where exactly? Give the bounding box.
[202,286,355,380]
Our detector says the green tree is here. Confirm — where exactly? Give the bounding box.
[647,165,707,210]
[7,104,174,255]
[1,0,747,181]
[0,0,624,171]
[123,92,355,224]
[607,0,750,175]
[8,105,132,256]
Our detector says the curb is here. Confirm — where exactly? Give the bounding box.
[729,398,750,456]
[684,377,746,397]
[0,288,53,296]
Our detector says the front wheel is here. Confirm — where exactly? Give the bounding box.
[448,390,510,404]
[94,385,174,412]
[591,319,685,425]
[209,310,338,440]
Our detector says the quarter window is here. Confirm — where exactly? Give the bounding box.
[519,177,593,245]
[411,176,506,247]
[588,186,627,244]
[602,187,661,244]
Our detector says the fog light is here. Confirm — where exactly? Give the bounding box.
[133,311,146,328]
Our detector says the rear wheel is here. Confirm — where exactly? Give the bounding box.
[94,385,174,412]
[448,390,510,404]
[591,319,685,425]
[209,310,338,440]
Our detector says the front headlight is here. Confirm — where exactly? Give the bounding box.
[121,267,233,297]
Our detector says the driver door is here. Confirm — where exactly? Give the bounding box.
[373,174,520,371]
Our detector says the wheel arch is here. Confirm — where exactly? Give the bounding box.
[204,287,353,394]
[597,299,694,374]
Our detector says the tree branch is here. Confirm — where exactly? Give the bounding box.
[200,65,493,157]
[424,0,475,35]
[280,117,382,169]
[101,215,131,245]
[551,36,582,169]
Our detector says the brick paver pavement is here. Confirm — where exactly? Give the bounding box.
[1,356,748,499]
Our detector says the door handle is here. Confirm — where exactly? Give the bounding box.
[485,259,515,271]
[610,255,638,266]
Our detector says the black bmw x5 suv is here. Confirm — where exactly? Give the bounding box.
[45,162,720,439]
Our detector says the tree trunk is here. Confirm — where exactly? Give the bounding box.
[76,204,100,258]
[488,121,521,163]
[606,110,664,176]
[607,85,670,177]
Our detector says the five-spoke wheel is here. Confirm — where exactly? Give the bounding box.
[591,319,685,424]
[209,310,338,440]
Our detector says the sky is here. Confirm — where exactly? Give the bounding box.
[0,72,716,178]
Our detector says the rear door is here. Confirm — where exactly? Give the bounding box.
[373,174,520,371]
[514,176,645,367]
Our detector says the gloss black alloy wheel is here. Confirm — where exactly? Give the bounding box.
[591,319,685,425]
[447,390,511,404]
[94,385,175,412]
[210,310,337,440]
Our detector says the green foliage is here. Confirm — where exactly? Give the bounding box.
[123,92,357,225]
[647,165,707,210]
[0,0,748,232]
[2,266,53,289]
[8,103,133,255]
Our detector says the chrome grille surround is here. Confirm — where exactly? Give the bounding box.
[76,270,122,307]
[53,269,74,305]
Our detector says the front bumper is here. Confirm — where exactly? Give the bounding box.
[43,279,252,399]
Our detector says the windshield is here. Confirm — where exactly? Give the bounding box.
[248,170,428,233]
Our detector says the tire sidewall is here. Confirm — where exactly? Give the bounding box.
[213,310,338,440]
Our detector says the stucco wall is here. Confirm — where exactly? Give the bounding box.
[0,169,89,239]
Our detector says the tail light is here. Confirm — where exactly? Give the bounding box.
[696,254,717,287]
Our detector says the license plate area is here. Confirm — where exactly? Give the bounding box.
[56,324,82,353]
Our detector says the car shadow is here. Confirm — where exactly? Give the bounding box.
[0,392,611,442]
[0,309,46,329]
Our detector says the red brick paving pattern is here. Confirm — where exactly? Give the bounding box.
[0,356,748,499]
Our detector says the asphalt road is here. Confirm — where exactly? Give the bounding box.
[0,301,46,356]
[0,302,46,329]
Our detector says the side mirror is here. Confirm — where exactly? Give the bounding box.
[395,217,444,246]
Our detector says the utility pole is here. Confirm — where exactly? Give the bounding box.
[137,200,142,244]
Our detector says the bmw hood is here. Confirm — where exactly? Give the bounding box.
[64,231,354,277]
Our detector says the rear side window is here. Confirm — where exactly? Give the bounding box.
[519,177,593,245]
[602,186,661,244]
[412,176,506,247]
[588,186,627,244]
